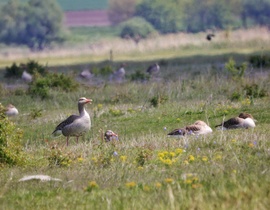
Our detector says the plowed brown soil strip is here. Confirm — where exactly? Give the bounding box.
[64,10,111,27]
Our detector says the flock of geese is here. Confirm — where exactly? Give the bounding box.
[4,96,256,146]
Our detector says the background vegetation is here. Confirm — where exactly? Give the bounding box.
[0,0,270,209]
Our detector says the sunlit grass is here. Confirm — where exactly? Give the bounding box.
[0,30,270,209]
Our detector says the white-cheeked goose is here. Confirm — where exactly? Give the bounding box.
[215,113,256,129]
[52,97,92,146]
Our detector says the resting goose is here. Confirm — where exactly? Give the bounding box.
[5,104,19,116]
[168,120,213,137]
[104,130,118,142]
[215,113,256,129]
[52,97,92,146]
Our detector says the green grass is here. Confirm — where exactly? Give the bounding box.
[0,58,270,209]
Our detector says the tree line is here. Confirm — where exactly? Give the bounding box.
[0,0,269,50]
[109,0,270,33]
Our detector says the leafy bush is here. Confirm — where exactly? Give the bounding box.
[92,66,113,76]
[130,70,150,82]
[243,84,268,98]
[249,55,270,68]
[4,63,23,78]
[0,104,25,167]
[150,94,168,107]
[5,60,48,78]
[28,73,79,99]
[47,146,72,167]
[225,58,247,79]
[230,91,242,101]
[120,17,156,39]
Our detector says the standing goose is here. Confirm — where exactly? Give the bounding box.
[168,120,212,137]
[52,97,92,146]
[146,63,160,77]
[5,104,19,116]
[215,113,256,129]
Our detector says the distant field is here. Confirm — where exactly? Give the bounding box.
[0,0,108,11]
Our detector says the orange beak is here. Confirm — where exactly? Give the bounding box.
[86,99,93,104]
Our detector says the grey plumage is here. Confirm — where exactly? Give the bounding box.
[215,113,256,129]
[146,63,160,76]
[168,120,212,137]
[52,97,92,146]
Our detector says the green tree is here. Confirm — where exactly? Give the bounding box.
[184,0,241,32]
[136,0,185,33]
[0,0,65,50]
[108,0,138,25]
[243,0,270,27]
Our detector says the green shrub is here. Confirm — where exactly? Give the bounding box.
[0,104,25,167]
[225,58,247,79]
[4,63,23,78]
[92,66,113,76]
[28,73,78,99]
[243,84,268,98]
[130,70,150,82]
[230,91,242,101]
[4,60,48,78]
[150,94,168,107]
[249,55,270,68]
[120,17,156,39]
[47,146,72,167]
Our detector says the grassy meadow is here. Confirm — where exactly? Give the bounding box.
[0,27,270,209]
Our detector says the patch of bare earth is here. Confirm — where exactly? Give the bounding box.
[64,10,111,27]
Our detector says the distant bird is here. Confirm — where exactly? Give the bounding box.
[79,69,93,80]
[21,71,32,83]
[215,113,256,130]
[146,63,160,77]
[110,63,126,83]
[206,33,215,41]
[168,120,213,137]
[104,130,118,142]
[5,104,19,116]
[52,97,92,146]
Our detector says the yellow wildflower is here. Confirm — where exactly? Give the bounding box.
[126,182,136,189]
[183,160,189,165]
[88,181,99,188]
[164,178,174,184]
[120,155,127,162]
[137,166,144,170]
[155,182,162,188]
[91,157,98,163]
[143,185,151,192]
[214,154,222,160]
[175,148,183,154]
[185,179,193,184]
[188,155,195,162]
[97,104,103,110]
[201,156,208,162]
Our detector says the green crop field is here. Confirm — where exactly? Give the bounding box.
[0,0,108,10]
[0,27,270,209]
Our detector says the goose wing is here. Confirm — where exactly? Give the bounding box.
[185,124,202,134]
[215,117,242,129]
[52,115,79,134]
[167,128,186,136]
